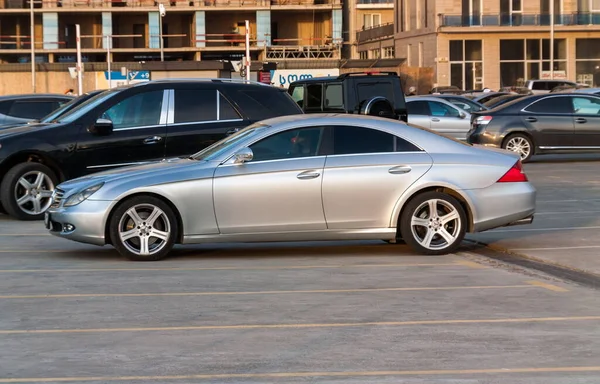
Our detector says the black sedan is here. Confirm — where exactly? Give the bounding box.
[467,93,600,162]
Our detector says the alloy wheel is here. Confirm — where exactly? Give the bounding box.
[13,171,55,215]
[410,199,462,250]
[505,136,531,160]
[118,204,172,256]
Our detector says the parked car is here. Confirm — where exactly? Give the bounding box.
[0,79,303,220]
[287,72,408,122]
[45,114,536,261]
[525,79,577,94]
[406,96,472,140]
[429,86,463,95]
[483,94,526,109]
[0,94,73,126]
[472,92,512,105]
[468,93,600,162]
[572,87,600,95]
[431,94,488,113]
[0,90,105,131]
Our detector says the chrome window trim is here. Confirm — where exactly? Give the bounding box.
[86,161,155,169]
[167,119,244,128]
[326,151,424,158]
[113,124,166,132]
[520,94,574,114]
[539,146,600,150]
[220,155,328,167]
[167,89,175,124]
[216,90,220,121]
[159,90,169,125]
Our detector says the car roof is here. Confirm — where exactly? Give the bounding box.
[132,78,274,89]
[0,93,74,100]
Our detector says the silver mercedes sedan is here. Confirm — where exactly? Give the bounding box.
[45,114,536,261]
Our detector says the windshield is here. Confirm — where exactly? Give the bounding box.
[454,98,487,112]
[190,123,270,161]
[54,89,121,124]
[39,94,91,123]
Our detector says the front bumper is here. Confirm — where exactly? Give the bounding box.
[45,200,115,246]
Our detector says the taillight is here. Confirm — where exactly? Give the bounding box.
[475,115,493,125]
[497,160,528,183]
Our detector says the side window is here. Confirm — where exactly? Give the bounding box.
[524,96,573,114]
[249,127,323,162]
[324,83,344,109]
[102,90,164,129]
[333,126,398,155]
[427,101,460,117]
[573,97,600,115]
[532,82,546,91]
[305,83,323,110]
[219,92,242,121]
[288,85,304,108]
[407,101,430,115]
[174,89,216,124]
[8,101,57,119]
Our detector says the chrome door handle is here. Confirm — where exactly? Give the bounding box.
[575,117,587,124]
[226,128,240,135]
[431,118,440,122]
[389,165,412,174]
[143,136,162,144]
[526,117,537,122]
[297,171,320,180]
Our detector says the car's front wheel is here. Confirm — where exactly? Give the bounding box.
[0,162,58,221]
[400,192,467,255]
[109,196,178,261]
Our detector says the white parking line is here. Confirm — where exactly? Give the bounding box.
[492,225,600,233]
[512,245,600,251]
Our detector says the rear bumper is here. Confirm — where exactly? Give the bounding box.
[505,214,534,227]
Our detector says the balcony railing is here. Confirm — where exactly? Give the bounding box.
[0,0,340,8]
[357,0,392,4]
[356,22,393,43]
[440,12,600,27]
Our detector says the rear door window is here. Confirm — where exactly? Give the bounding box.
[332,126,420,155]
[324,83,344,109]
[524,96,573,114]
[174,89,217,124]
[407,100,430,115]
[305,83,324,110]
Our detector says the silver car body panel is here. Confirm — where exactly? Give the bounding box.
[47,114,535,247]
[406,97,472,140]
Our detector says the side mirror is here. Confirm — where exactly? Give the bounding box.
[233,147,253,164]
[89,118,114,136]
[459,111,467,119]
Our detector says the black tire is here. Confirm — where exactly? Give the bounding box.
[0,162,58,221]
[400,191,467,256]
[502,133,534,163]
[109,195,178,261]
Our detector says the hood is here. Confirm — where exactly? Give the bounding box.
[0,122,57,137]
[58,157,212,192]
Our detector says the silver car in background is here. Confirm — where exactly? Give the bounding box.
[45,114,536,261]
[406,96,472,140]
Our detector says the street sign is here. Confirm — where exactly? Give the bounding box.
[103,70,150,81]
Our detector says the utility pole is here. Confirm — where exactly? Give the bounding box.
[550,0,554,80]
[75,24,83,95]
[245,19,250,81]
[106,35,111,88]
[30,0,36,93]
[159,3,166,62]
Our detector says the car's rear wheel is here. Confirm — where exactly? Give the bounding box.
[400,192,466,255]
[0,162,58,221]
[503,133,533,163]
[109,196,178,261]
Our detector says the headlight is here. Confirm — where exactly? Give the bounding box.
[63,183,104,207]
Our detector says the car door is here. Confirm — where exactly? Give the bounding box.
[427,100,470,140]
[520,95,574,147]
[75,89,168,173]
[165,87,247,158]
[406,100,432,129]
[213,126,327,234]
[322,125,433,229]
[571,95,600,146]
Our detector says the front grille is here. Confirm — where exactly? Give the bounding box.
[50,188,65,208]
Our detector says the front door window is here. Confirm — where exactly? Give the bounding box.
[102,91,164,130]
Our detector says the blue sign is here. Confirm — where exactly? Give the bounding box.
[104,71,150,81]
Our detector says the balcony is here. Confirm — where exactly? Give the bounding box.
[0,0,340,9]
[356,0,391,8]
[356,22,393,43]
[440,12,600,28]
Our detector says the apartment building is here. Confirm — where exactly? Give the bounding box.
[0,0,342,65]
[346,0,395,59]
[395,0,600,90]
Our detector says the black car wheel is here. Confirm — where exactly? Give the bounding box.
[109,196,178,261]
[503,133,534,163]
[400,192,467,256]
[0,162,58,221]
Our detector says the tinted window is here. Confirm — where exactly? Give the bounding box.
[306,84,323,109]
[324,83,344,108]
[237,89,303,117]
[427,101,460,117]
[531,82,547,90]
[250,127,323,162]
[333,126,420,154]
[219,92,242,120]
[573,96,600,115]
[102,90,164,129]
[524,96,573,114]
[408,101,430,115]
[8,101,58,119]
[0,100,12,115]
[174,89,216,124]
[288,85,304,108]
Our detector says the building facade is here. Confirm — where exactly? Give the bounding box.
[395,0,600,90]
[346,0,394,59]
[0,0,343,65]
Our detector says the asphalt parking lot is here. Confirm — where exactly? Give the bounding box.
[0,154,600,383]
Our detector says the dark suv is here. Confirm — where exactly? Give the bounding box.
[287,72,408,122]
[0,79,303,220]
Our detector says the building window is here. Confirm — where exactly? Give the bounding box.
[500,38,567,87]
[370,49,380,59]
[424,0,428,27]
[578,0,600,12]
[461,0,482,26]
[398,0,405,32]
[576,38,600,86]
[359,51,368,60]
[449,40,483,90]
[407,44,412,66]
[363,14,381,29]
[383,46,395,58]
[540,0,562,25]
[500,0,524,25]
